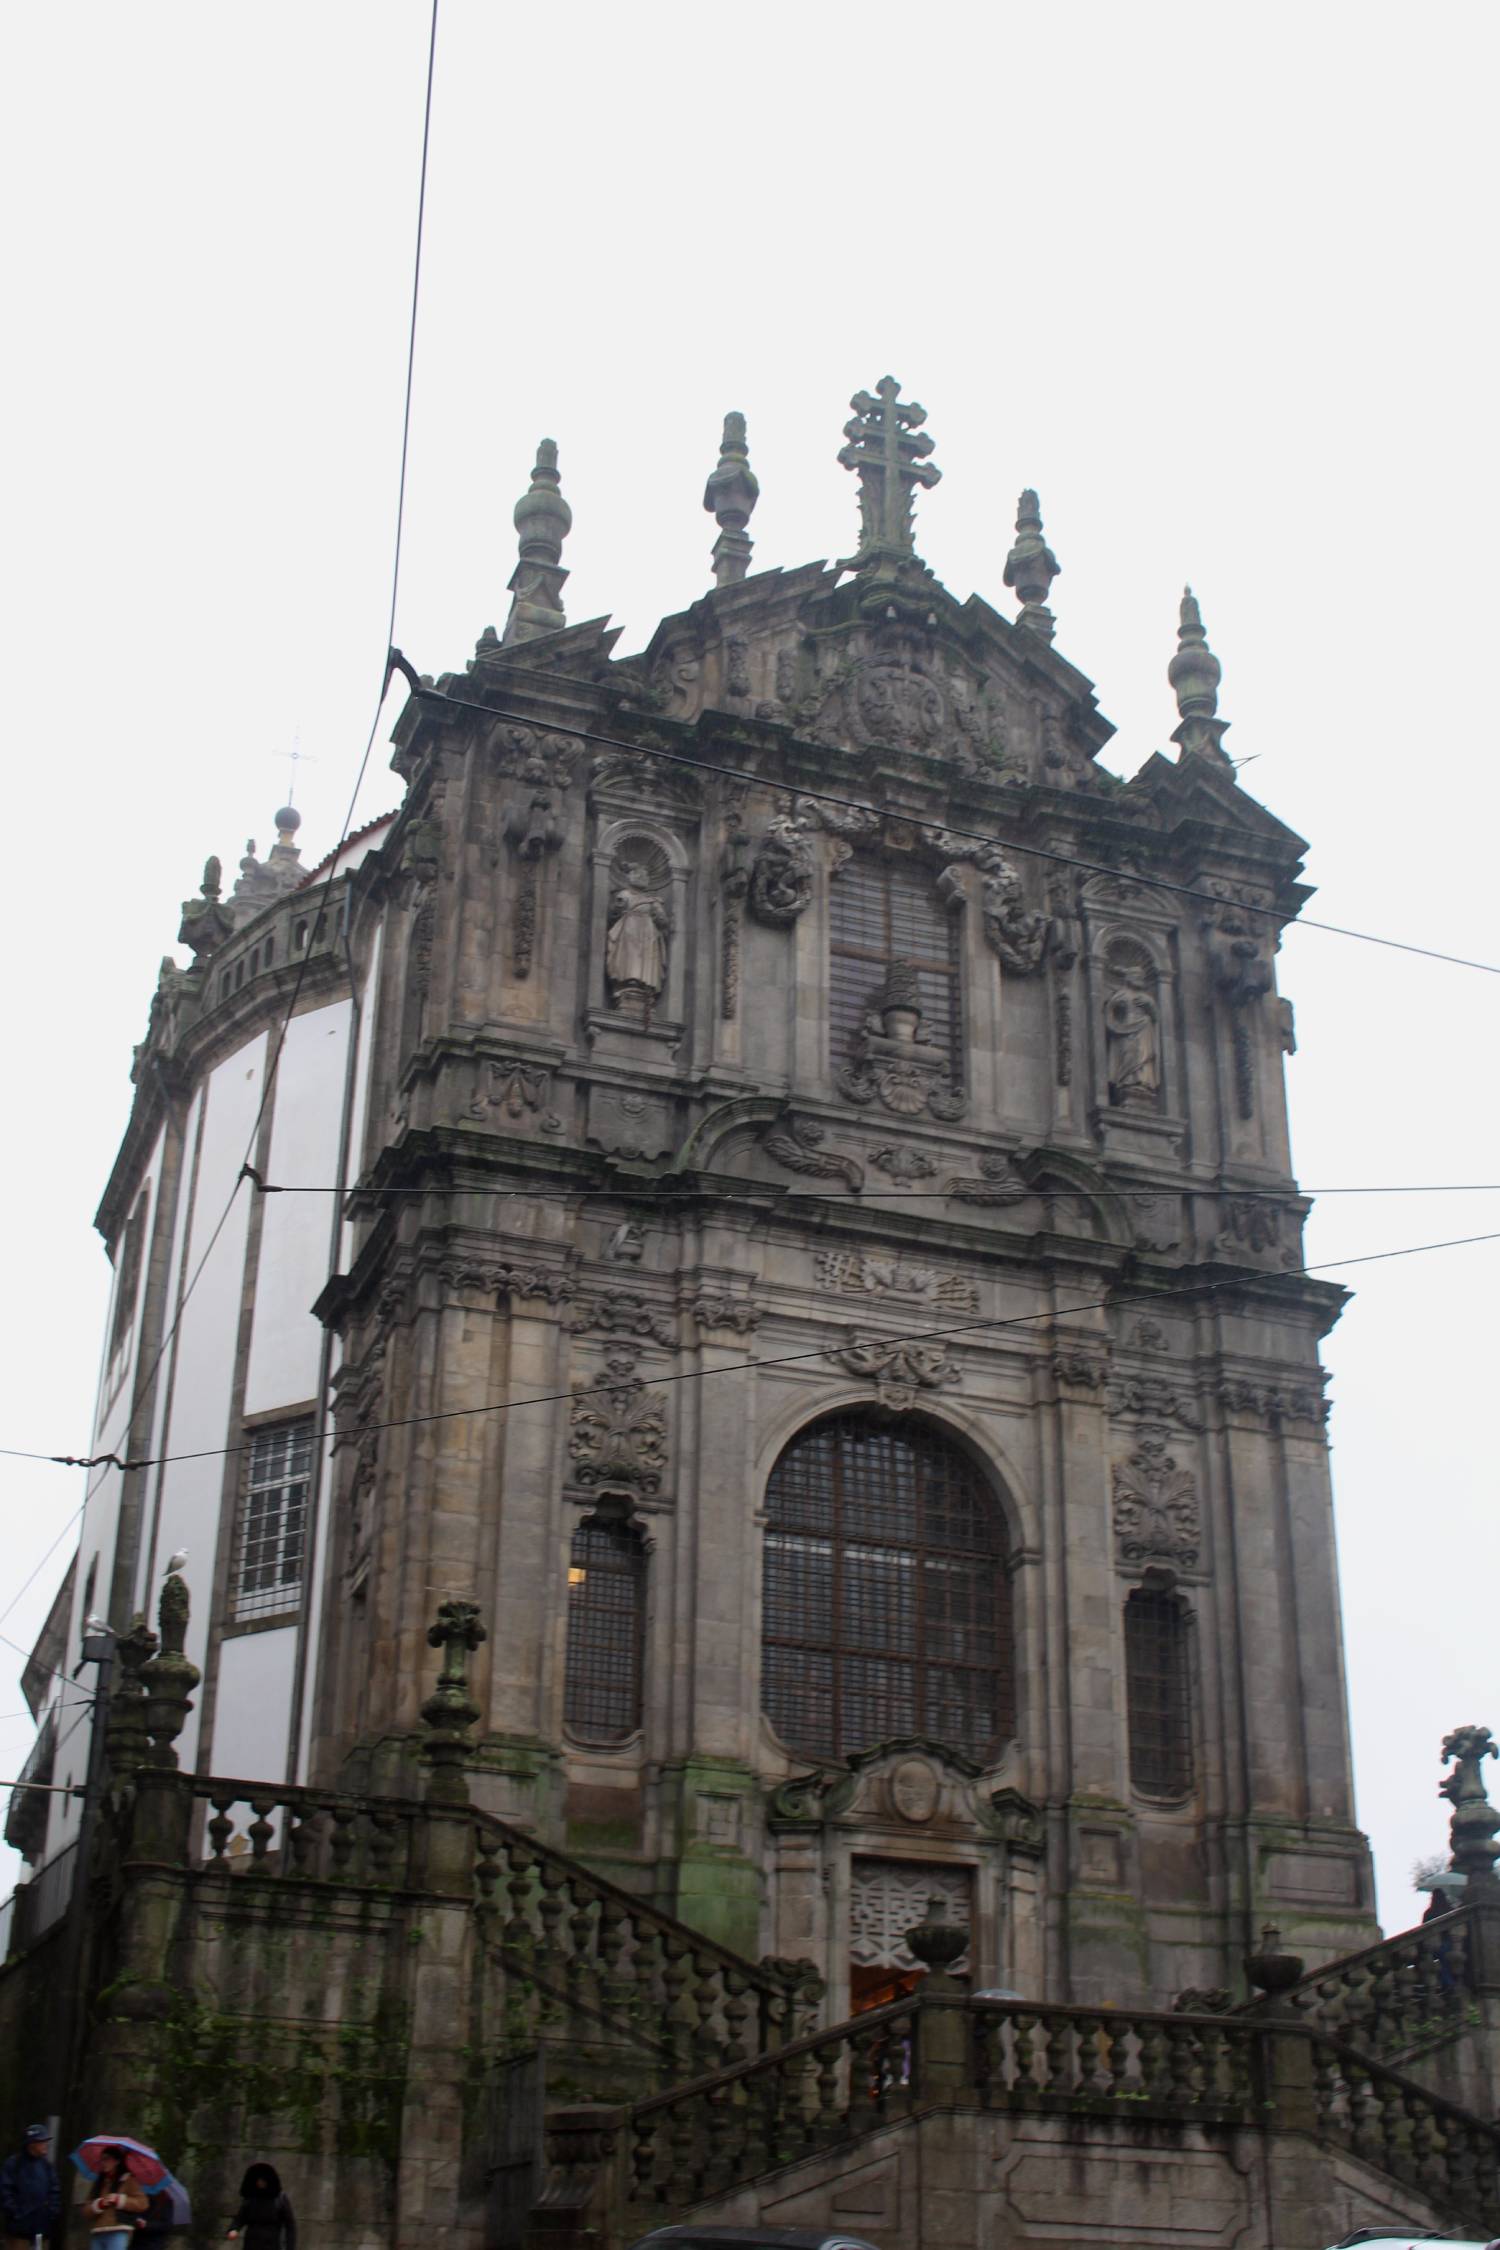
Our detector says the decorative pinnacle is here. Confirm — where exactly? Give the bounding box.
[1003,490,1060,640]
[838,375,940,567]
[502,439,571,646]
[1440,1724,1500,1892]
[704,411,760,587]
[1168,586,1232,765]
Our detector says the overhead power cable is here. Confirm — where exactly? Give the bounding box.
[75,2,443,1502]
[0,1226,1493,1483]
[237,1175,1500,1203]
[397,680,1500,979]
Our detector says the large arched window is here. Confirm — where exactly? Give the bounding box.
[1124,1585,1194,1798]
[564,1512,646,1742]
[762,1413,1014,1762]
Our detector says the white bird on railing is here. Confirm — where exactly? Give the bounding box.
[165,1549,189,1575]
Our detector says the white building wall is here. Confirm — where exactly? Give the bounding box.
[212,1625,297,1781]
[243,998,352,1416]
[151,1033,267,1769]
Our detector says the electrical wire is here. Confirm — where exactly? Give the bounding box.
[0,1225,1492,1482]
[238,1176,1500,1202]
[0,1505,86,1634]
[76,1,443,1504]
[397,683,1500,979]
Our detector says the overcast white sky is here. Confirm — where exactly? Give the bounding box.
[1,3,1495,1932]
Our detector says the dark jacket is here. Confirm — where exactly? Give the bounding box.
[232,2168,294,2250]
[0,2149,62,2239]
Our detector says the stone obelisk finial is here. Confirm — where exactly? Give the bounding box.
[838,375,940,570]
[1169,587,1232,764]
[1003,490,1060,641]
[502,439,572,646]
[704,411,760,587]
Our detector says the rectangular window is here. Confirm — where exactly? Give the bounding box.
[235,1419,314,1622]
[1125,1588,1194,1797]
[829,854,961,1073]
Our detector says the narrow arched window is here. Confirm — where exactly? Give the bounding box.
[564,1513,646,1742]
[1125,1586,1193,1797]
[762,1413,1013,1763]
[829,853,961,1074]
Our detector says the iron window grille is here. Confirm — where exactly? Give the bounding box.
[1124,1586,1194,1798]
[829,853,962,1072]
[564,1514,646,1743]
[234,1419,313,1622]
[762,1413,1014,1762]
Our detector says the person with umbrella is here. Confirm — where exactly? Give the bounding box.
[0,2123,61,2250]
[226,2164,295,2250]
[75,2149,146,2248]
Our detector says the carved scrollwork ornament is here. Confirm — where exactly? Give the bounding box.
[763,1112,864,1193]
[569,1349,668,1493]
[746,810,817,927]
[829,1331,962,1412]
[1112,1430,1202,1572]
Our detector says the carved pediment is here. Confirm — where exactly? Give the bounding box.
[768,1737,1004,1838]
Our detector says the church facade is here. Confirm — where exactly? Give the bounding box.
[21,377,1378,2025]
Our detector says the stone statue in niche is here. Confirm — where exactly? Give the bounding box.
[606,863,671,1010]
[1105,958,1162,1109]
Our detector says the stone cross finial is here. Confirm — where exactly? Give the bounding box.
[838,376,940,564]
[704,411,760,587]
[421,1597,487,1803]
[139,1572,201,1770]
[1440,1724,1500,1892]
[1003,490,1060,640]
[1168,586,1232,765]
[502,439,572,646]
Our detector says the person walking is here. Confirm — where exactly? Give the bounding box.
[226,2165,294,2250]
[0,2125,61,2250]
[79,2148,146,2250]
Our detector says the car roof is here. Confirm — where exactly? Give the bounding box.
[628,2231,883,2250]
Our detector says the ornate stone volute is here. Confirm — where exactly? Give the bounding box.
[139,1573,201,1769]
[1003,489,1060,640]
[103,1614,159,1784]
[177,855,235,959]
[1169,587,1232,765]
[1440,1724,1500,1891]
[421,1598,487,1804]
[503,439,571,645]
[704,410,759,586]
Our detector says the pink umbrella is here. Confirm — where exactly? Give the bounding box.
[70,2139,178,2191]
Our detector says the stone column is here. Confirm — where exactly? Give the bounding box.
[395,1604,484,2250]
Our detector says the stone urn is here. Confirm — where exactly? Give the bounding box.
[906,1894,969,1985]
[871,960,925,1045]
[1245,1923,1304,2011]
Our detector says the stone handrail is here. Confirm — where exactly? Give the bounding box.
[189,1776,423,1889]
[1269,1908,1478,2062]
[538,1994,1500,2239]
[1312,2036,1500,2224]
[473,1808,819,2075]
[972,1996,1259,2114]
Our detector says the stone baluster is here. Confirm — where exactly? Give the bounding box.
[329,1803,356,1880]
[1042,2012,1070,2096]
[813,2034,842,2130]
[740,2062,772,2177]
[244,1793,275,1864]
[661,1932,696,2072]
[1138,2017,1171,2104]
[205,1791,236,1869]
[368,1804,401,1884]
[596,1898,631,2018]
[723,1967,754,2071]
[537,1858,569,1979]
[474,1824,502,1914]
[503,1837,535,1963]
[702,2081,736,2192]
[1409,2097,1448,2199]
[664,2092,699,2205]
[287,1801,320,1877]
[634,1922,667,2047]
[847,2019,878,2132]
[629,2112,661,2205]
[690,1948,723,2076]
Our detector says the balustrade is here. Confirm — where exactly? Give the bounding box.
[972,2001,1255,2114]
[471,1811,812,2067]
[1273,1910,1475,2061]
[191,1778,418,1888]
[1311,2037,1500,2221]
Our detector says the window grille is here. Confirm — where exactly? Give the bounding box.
[762,1413,1013,1762]
[829,854,961,1071]
[235,1419,313,1622]
[564,1514,645,1742]
[1124,1587,1193,1797]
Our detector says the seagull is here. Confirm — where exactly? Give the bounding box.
[165,1549,189,1575]
[84,1614,112,1635]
